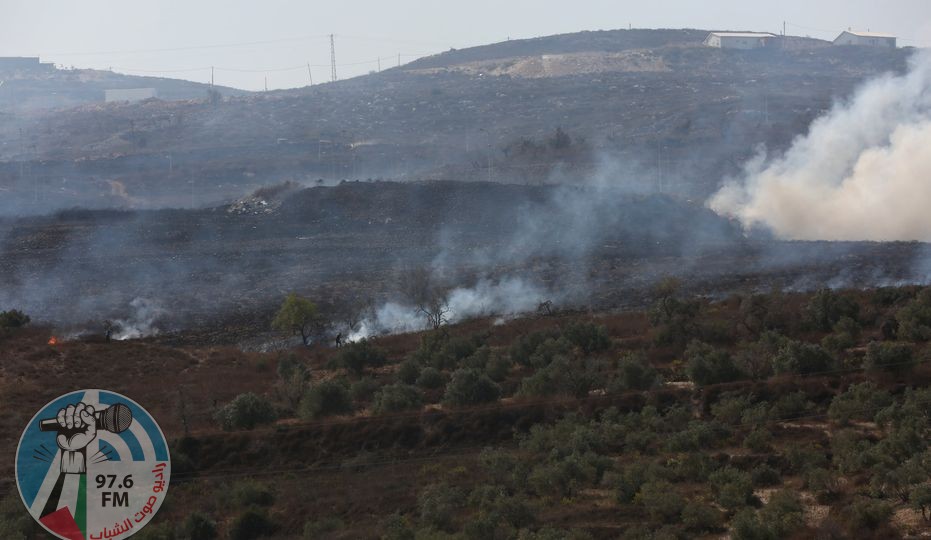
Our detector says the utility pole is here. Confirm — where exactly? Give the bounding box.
[657,142,662,193]
[31,145,37,204]
[377,57,381,72]
[398,53,401,67]
[210,66,214,86]
[330,34,338,82]
[18,128,24,181]
[307,63,313,85]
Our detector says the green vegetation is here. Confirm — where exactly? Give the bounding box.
[373,383,423,414]
[0,309,30,329]
[215,393,276,430]
[443,368,500,406]
[271,293,319,346]
[332,338,387,376]
[71,284,931,536]
[299,380,353,419]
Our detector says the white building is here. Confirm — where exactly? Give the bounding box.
[704,32,776,50]
[104,88,158,103]
[833,30,896,48]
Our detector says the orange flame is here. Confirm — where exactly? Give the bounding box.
[47,336,58,345]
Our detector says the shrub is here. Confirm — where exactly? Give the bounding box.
[909,484,931,521]
[231,480,275,507]
[382,513,415,540]
[418,483,464,531]
[275,354,309,409]
[303,517,344,538]
[299,380,352,419]
[709,467,753,509]
[636,481,685,522]
[528,462,576,499]
[182,512,218,540]
[771,340,833,375]
[349,377,379,402]
[562,322,611,354]
[215,393,276,430]
[416,367,447,389]
[0,495,35,540]
[685,341,743,386]
[896,288,931,341]
[821,316,862,352]
[864,341,915,372]
[468,487,536,529]
[443,369,500,406]
[398,359,421,384]
[484,354,513,382]
[731,491,803,540]
[412,331,480,370]
[751,464,781,487]
[804,468,839,502]
[230,509,276,540]
[509,330,559,366]
[131,523,175,540]
[373,384,422,414]
[518,357,593,398]
[668,452,717,483]
[844,497,893,531]
[711,392,757,424]
[610,352,660,391]
[615,462,667,503]
[743,429,773,453]
[664,420,729,452]
[681,501,722,532]
[527,337,574,369]
[650,278,702,346]
[333,339,386,376]
[0,310,29,329]
[768,391,814,421]
[806,288,859,331]
[828,382,893,425]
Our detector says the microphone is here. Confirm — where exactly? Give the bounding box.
[39,403,133,434]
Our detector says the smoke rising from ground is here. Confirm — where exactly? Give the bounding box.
[709,51,931,241]
[349,277,551,341]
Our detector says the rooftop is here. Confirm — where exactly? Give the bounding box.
[841,30,897,38]
[708,32,777,38]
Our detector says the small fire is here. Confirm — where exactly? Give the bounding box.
[47,336,58,345]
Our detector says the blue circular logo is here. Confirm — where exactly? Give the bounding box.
[15,390,171,540]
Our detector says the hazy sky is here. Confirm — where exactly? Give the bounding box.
[1,0,929,91]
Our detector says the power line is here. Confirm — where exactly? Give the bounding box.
[41,34,332,57]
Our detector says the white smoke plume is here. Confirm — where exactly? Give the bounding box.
[709,51,931,241]
[348,277,550,341]
[112,297,167,340]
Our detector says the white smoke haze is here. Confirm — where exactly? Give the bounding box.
[112,297,168,340]
[348,277,551,341]
[709,51,931,241]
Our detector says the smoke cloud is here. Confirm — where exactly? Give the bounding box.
[349,277,551,340]
[111,297,168,340]
[709,51,931,241]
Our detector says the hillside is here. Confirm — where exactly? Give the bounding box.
[3,286,931,537]
[0,29,911,215]
[0,60,246,112]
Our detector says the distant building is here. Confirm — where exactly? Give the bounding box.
[105,88,158,103]
[704,32,776,50]
[833,30,896,48]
